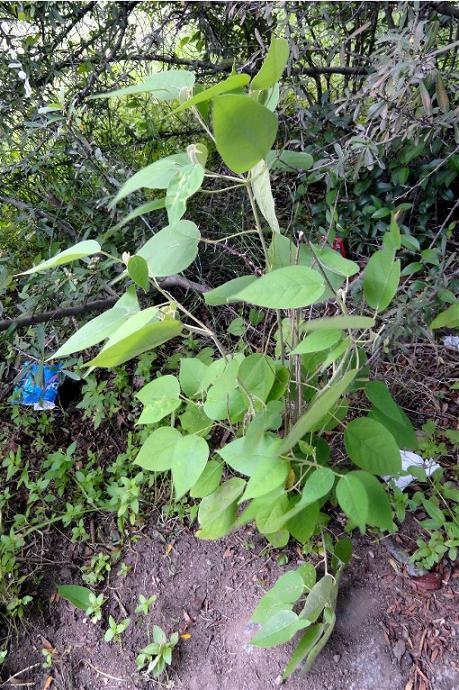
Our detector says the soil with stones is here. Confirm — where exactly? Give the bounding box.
[2,522,458,690]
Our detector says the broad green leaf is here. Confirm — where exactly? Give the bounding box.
[363,249,401,312]
[303,316,375,332]
[109,199,166,234]
[212,94,278,174]
[134,427,209,499]
[336,474,368,531]
[300,574,337,623]
[430,302,459,329]
[282,624,323,680]
[334,537,353,564]
[351,471,393,531]
[303,611,336,672]
[95,70,195,100]
[251,37,289,90]
[204,275,256,306]
[135,374,181,424]
[137,220,200,277]
[366,381,417,449]
[250,159,280,233]
[280,370,356,453]
[241,456,288,501]
[204,356,248,422]
[111,153,189,206]
[128,255,149,292]
[51,288,139,359]
[190,460,223,498]
[290,330,342,355]
[238,353,276,402]
[219,434,281,477]
[250,610,308,648]
[86,314,182,368]
[312,245,359,278]
[371,207,391,219]
[344,417,401,475]
[20,240,100,275]
[179,403,212,436]
[287,501,319,544]
[244,400,283,451]
[57,584,92,611]
[173,73,250,113]
[179,357,209,397]
[297,563,317,590]
[252,571,305,624]
[267,149,314,172]
[197,477,246,539]
[165,163,204,226]
[233,266,324,309]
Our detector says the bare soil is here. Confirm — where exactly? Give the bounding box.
[2,522,458,690]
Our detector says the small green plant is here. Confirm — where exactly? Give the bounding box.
[0,649,7,665]
[135,594,158,616]
[136,625,179,678]
[85,592,106,623]
[104,615,130,643]
[41,647,53,669]
[82,552,112,586]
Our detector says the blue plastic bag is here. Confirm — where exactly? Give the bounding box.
[13,362,63,410]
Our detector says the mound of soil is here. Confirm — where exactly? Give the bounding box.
[3,523,458,690]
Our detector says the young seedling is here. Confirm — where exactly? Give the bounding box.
[136,625,179,678]
[104,615,130,643]
[135,594,157,616]
[85,592,106,623]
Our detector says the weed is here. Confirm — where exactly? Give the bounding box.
[104,615,130,643]
[136,625,179,678]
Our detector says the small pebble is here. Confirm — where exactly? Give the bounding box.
[333,653,341,662]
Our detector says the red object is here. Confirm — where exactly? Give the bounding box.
[320,236,346,257]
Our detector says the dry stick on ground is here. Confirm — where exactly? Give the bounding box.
[0,276,209,332]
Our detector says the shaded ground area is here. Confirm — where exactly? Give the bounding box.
[3,524,458,690]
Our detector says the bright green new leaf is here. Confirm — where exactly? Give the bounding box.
[290,330,342,356]
[267,149,314,172]
[233,265,324,309]
[303,316,375,332]
[190,460,222,498]
[111,153,189,206]
[430,302,459,329]
[20,240,101,275]
[363,249,400,312]
[165,163,204,226]
[212,94,278,174]
[351,471,393,531]
[135,427,209,499]
[250,160,280,233]
[179,357,209,397]
[251,610,309,648]
[204,275,256,306]
[173,73,250,113]
[251,37,289,90]
[336,474,368,531]
[51,288,139,359]
[94,70,195,100]
[137,220,200,277]
[135,375,181,424]
[128,255,149,292]
[252,571,305,625]
[280,370,356,452]
[86,313,182,368]
[344,417,401,475]
[57,584,92,611]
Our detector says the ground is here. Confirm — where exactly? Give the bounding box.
[2,520,458,690]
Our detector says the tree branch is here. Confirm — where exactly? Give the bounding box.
[0,195,77,239]
[431,2,459,20]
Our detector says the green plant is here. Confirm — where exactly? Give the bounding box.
[104,615,130,643]
[135,594,158,616]
[17,38,457,677]
[86,592,106,623]
[136,625,179,678]
[41,647,53,669]
[82,553,112,586]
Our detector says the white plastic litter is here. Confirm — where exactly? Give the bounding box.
[443,335,459,351]
[385,450,441,491]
